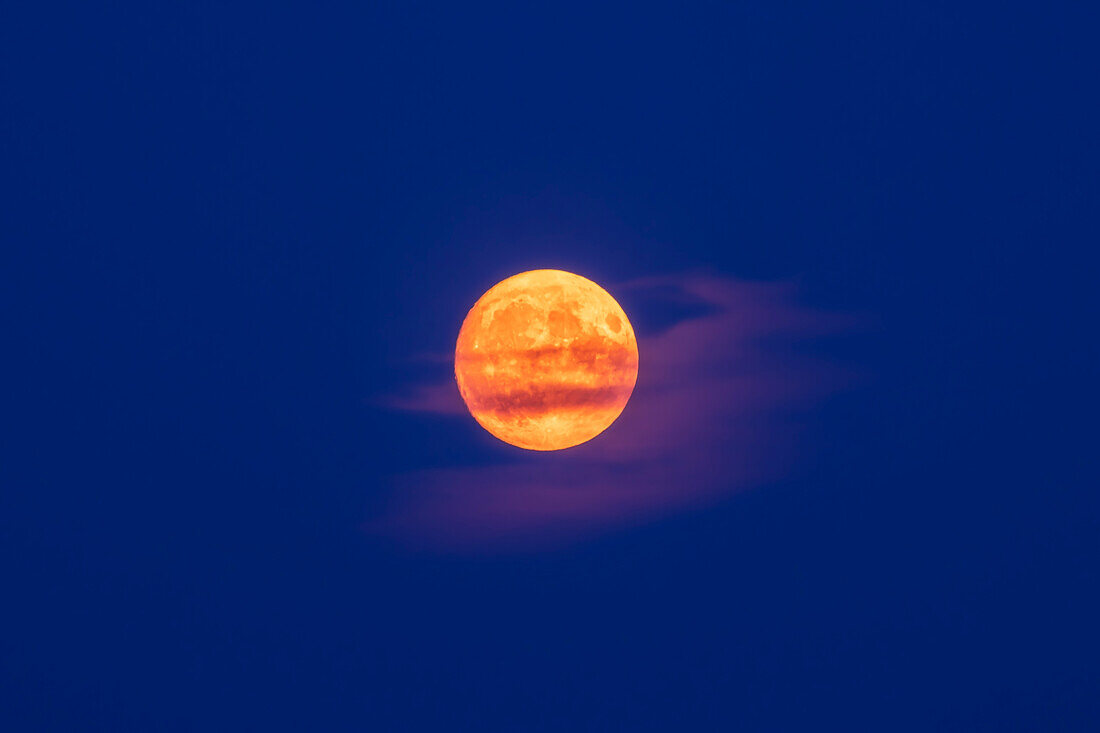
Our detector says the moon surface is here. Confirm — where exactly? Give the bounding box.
[455,270,639,451]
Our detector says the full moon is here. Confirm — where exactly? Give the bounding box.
[455,269,639,451]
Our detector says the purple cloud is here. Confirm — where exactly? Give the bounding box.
[369,273,863,551]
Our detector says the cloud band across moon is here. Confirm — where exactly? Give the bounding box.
[374,272,864,550]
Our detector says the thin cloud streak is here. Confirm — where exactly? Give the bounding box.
[369,273,864,551]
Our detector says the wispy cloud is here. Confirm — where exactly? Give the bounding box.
[369,273,864,551]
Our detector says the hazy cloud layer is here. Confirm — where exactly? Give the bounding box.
[370,273,862,551]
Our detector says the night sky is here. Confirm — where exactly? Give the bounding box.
[3,2,1098,731]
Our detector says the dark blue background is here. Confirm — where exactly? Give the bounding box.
[3,2,1097,730]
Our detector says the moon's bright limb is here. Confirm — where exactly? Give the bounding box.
[454,269,639,451]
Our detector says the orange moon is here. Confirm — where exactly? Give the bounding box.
[454,269,639,451]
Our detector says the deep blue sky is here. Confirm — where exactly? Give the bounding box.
[3,2,1097,730]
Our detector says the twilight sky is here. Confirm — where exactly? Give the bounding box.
[3,2,1097,731]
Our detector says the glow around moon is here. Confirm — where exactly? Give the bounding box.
[454,270,639,451]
